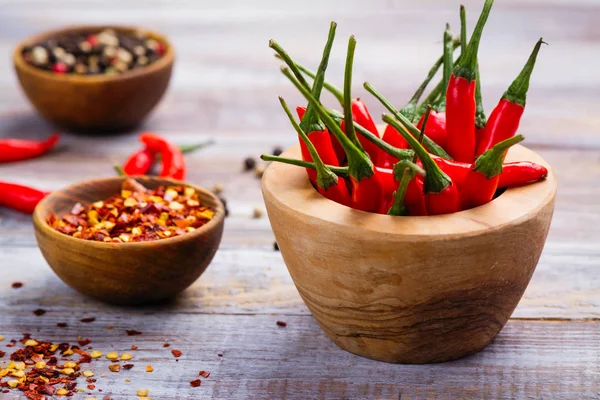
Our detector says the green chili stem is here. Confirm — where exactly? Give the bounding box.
[343,36,363,151]
[279,96,338,191]
[460,5,467,55]
[453,0,494,82]
[363,81,452,160]
[269,40,311,92]
[503,38,546,107]
[328,109,413,162]
[383,114,451,194]
[281,67,374,181]
[432,24,453,112]
[275,54,344,105]
[387,160,426,216]
[114,165,126,176]
[261,154,349,177]
[415,105,432,163]
[474,134,525,178]
[178,140,214,154]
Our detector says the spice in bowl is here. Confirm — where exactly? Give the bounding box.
[47,179,214,243]
[21,28,165,76]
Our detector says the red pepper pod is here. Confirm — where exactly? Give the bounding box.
[417,111,447,150]
[350,173,384,213]
[0,134,60,163]
[406,175,428,216]
[123,148,156,176]
[377,124,409,169]
[140,133,186,180]
[0,181,49,214]
[445,75,477,162]
[298,129,340,184]
[425,183,460,216]
[498,161,547,188]
[431,155,470,190]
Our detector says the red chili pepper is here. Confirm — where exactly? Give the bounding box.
[475,39,544,157]
[406,175,428,216]
[0,181,49,214]
[431,155,470,190]
[416,111,446,149]
[0,134,60,163]
[377,124,409,169]
[498,161,547,188]
[140,133,186,180]
[123,148,155,175]
[340,99,382,162]
[297,105,345,165]
[462,135,525,209]
[280,97,351,206]
[384,114,460,215]
[446,0,493,162]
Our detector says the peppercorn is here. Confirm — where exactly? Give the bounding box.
[272,146,284,156]
[244,157,256,171]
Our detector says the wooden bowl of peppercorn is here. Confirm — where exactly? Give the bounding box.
[32,176,225,305]
[13,25,174,132]
[261,143,556,364]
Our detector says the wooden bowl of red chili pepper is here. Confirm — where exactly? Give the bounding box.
[262,143,556,364]
[32,176,225,305]
[13,25,173,132]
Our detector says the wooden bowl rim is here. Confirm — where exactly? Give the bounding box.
[13,25,174,84]
[33,176,224,249]
[262,144,557,240]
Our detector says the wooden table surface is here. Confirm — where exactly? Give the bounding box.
[1,0,599,399]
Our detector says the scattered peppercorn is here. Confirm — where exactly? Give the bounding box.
[272,146,283,156]
[33,308,46,316]
[21,28,166,76]
[274,241,280,251]
[11,282,23,289]
[252,208,264,219]
[276,321,287,327]
[211,184,224,195]
[81,317,96,323]
[48,180,214,243]
[243,157,256,171]
[171,349,182,358]
[190,379,201,387]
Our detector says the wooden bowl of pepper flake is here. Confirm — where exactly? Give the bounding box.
[261,144,556,364]
[32,177,224,305]
[13,25,174,132]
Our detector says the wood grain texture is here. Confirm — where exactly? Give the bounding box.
[33,176,225,304]
[13,25,174,131]
[0,0,598,397]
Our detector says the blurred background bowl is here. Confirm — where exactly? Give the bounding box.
[13,25,174,133]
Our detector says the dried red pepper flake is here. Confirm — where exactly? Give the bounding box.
[11,282,23,288]
[122,364,134,370]
[162,343,170,347]
[217,353,223,357]
[88,384,96,390]
[56,322,68,328]
[199,370,210,378]
[276,321,287,327]
[108,364,121,372]
[131,345,138,350]
[78,338,91,346]
[190,379,201,387]
[48,179,215,243]
[80,317,96,323]
[126,329,142,336]
[171,349,182,358]
[0,350,5,358]
[33,309,46,316]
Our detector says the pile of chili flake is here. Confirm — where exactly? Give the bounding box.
[48,179,214,243]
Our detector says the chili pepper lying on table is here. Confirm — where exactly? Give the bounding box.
[0,181,49,214]
[0,134,60,163]
[475,38,545,157]
[140,133,186,180]
[462,135,525,209]
[445,0,494,162]
[270,23,342,184]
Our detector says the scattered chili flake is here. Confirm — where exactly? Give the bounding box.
[47,179,215,243]
[57,322,68,328]
[171,349,182,358]
[11,282,23,289]
[88,384,96,390]
[162,343,170,348]
[217,353,223,357]
[122,364,134,370]
[131,345,138,350]
[126,329,142,336]
[276,321,287,328]
[108,364,121,373]
[190,379,201,387]
[199,370,210,378]
[145,365,154,372]
[136,389,149,396]
[81,317,96,323]
[0,350,5,358]
[33,308,46,316]
[78,338,92,346]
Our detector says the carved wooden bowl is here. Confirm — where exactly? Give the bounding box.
[13,25,174,132]
[261,144,556,364]
[33,177,224,305]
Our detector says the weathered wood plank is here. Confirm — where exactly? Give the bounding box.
[0,317,598,399]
